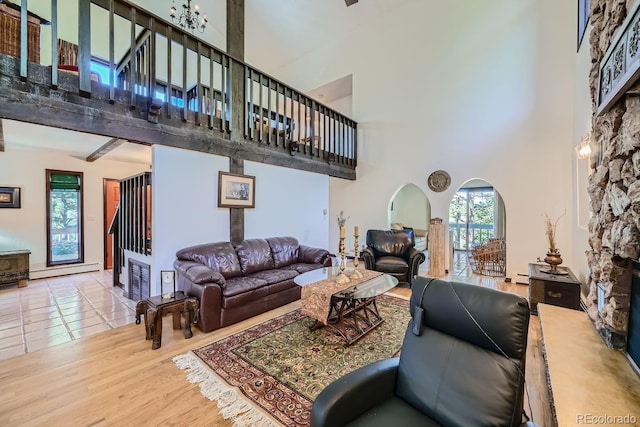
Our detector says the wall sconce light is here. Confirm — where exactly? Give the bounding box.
[575,133,592,159]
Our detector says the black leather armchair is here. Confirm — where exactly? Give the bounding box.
[310,276,534,427]
[361,229,425,285]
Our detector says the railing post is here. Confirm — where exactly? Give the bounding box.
[78,0,91,96]
[19,0,28,79]
[181,33,187,122]
[108,0,115,102]
[50,0,58,87]
[166,26,173,118]
[128,6,137,106]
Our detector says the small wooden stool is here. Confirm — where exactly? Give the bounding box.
[135,291,199,350]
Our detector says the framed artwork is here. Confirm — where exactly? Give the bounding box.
[161,270,176,300]
[218,171,256,208]
[577,0,590,50]
[0,187,21,208]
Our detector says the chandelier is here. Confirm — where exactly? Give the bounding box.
[170,0,208,33]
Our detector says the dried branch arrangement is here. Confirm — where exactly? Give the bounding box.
[337,210,349,228]
[544,211,565,251]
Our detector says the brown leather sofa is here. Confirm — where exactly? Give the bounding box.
[173,236,331,332]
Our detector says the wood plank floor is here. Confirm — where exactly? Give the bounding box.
[0,279,551,426]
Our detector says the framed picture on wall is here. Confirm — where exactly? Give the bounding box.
[0,187,21,208]
[578,0,591,50]
[218,171,256,208]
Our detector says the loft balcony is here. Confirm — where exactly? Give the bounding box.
[0,0,357,179]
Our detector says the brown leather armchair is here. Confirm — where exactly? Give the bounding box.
[361,229,425,285]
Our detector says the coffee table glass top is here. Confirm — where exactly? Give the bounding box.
[294,267,398,299]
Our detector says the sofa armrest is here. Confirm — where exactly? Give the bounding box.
[299,245,331,266]
[362,247,376,270]
[406,247,426,280]
[174,260,225,332]
[174,260,225,286]
[310,358,399,427]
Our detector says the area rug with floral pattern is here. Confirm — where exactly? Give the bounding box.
[174,294,410,427]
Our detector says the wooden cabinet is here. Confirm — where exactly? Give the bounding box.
[529,263,581,315]
[0,250,30,288]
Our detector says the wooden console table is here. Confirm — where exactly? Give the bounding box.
[528,263,581,315]
[0,249,31,288]
[539,304,640,426]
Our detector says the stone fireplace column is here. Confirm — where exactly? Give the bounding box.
[586,0,640,349]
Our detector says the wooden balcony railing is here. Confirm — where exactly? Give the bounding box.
[6,0,357,170]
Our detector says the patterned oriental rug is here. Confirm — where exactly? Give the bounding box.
[174,294,410,427]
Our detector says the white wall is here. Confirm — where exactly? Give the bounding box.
[244,161,329,250]
[283,0,578,277]
[0,147,148,276]
[151,145,229,295]
[149,147,330,295]
[571,23,594,285]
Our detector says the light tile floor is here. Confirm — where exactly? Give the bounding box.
[0,270,137,361]
[0,251,488,362]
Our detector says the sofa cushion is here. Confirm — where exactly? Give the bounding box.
[234,239,275,275]
[247,269,298,285]
[266,237,300,268]
[376,256,409,274]
[265,278,298,295]
[175,242,242,279]
[367,229,414,257]
[221,276,269,298]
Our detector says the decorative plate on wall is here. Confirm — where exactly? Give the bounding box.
[427,170,451,192]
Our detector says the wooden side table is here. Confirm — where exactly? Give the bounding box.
[528,263,581,315]
[135,291,199,350]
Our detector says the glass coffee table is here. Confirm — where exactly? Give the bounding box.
[294,267,398,345]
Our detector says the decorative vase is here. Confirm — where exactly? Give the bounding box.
[542,249,568,275]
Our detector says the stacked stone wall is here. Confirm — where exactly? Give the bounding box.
[587,0,640,348]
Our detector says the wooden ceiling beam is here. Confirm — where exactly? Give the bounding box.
[85,137,125,162]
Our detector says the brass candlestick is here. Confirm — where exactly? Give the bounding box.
[335,234,350,285]
[350,234,363,279]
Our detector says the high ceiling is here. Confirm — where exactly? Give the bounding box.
[243,0,412,81]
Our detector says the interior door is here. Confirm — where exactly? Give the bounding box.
[103,179,120,270]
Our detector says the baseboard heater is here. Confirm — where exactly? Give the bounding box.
[29,262,101,280]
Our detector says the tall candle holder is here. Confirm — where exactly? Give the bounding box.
[335,234,350,285]
[350,233,363,279]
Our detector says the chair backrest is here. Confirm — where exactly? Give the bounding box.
[397,276,530,427]
[366,229,415,257]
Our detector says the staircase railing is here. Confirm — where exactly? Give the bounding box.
[8,0,357,169]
